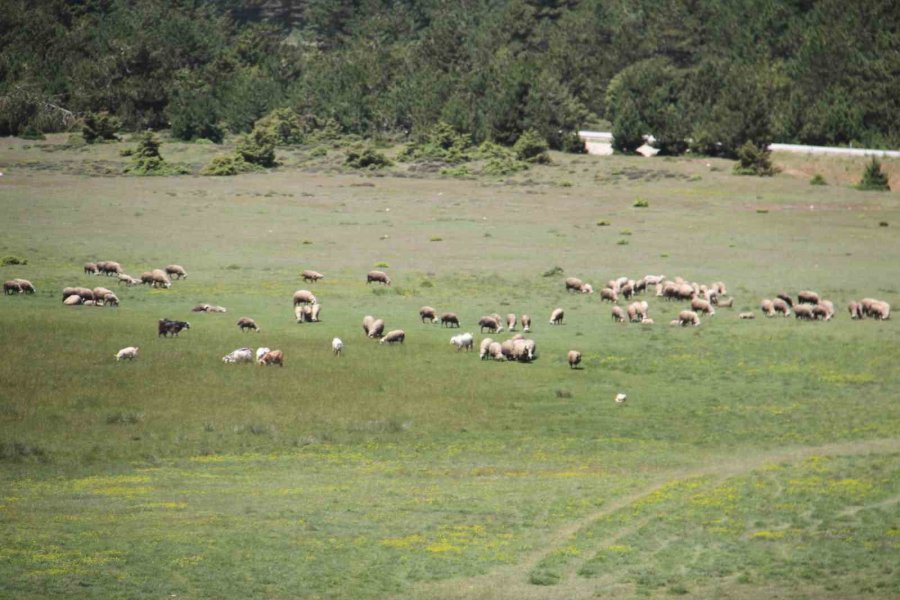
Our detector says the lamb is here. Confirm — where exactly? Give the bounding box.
[521,314,531,333]
[332,338,343,356]
[479,337,494,360]
[772,298,791,316]
[611,306,626,322]
[115,346,139,361]
[368,319,385,338]
[222,347,253,364]
[165,264,188,280]
[678,310,701,327]
[506,313,517,331]
[478,316,502,334]
[102,293,119,307]
[366,270,391,286]
[292,290,317,306]
[691,297,715,315]
[567,350,582,369]
[419,306,438,323]
[521,338,536,361]
[256,347,271,361]
[362,315,375,335]
[84,262,99,275]
[794,304,815,320]
[440,312,460,328]
[848,301,863,320]
[565,277,584,292]
[150,269,171,289]
[451,333,474,352]
[739,312,756,319]
[3,280,22,295]
[549,308,564,325]
[302,270,324,283]
[380,329,405,344]
[258,350,284,366]
[600,288,618,303]
[237,317,260,332]
[797,290,820,305]
[760,299,775,317]
[615,393,627,403]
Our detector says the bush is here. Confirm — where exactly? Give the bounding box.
[254,108,305,145]
[856,158,890,191]
[399,121,472,164]
[733,141,777,176]
[124,131,189,176]
[201,154,260,176]
[345,147,391,170]
[82,112,121,143]
[542,266,564,277]
[1,255,27,266]
[513,129,551,164]
[19,125,46,140]
[633,198,649,208]
[237,128,277,167]
[810,174,827,185]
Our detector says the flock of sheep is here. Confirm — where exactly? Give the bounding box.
[53,262,190,307]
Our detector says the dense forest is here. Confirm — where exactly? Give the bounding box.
[1,0,898,155]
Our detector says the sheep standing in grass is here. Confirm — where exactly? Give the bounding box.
[419,306,438,323]
[302,270,324,283]
[691,298,715,315]
[237,317,260,332]
[293,290,317,306]
[678,310,700,327]
[115,346,139,361]
[615,393,627,403]
[165,264,187,280]
[760,299,775,317]
[816,300,835,321]
[565,277,584,293]
[772,298,791,316]
[332,338,343,356]
[567,350,582,369]
[797,290,820,305]
[3,280,22,295]
[479,338,494,360]
[600,288,618,303]
[478,316,502,334]
[870,300,891,320]
[294,305,310,323]
[223,348,254,364]
[487,342,504,361]
[256,347,271,362]
[580,283,594,294]
[366,270,391,286]
[794,304,815,320]
[150,269,171,289]
[549,308,564,325]
[140,272,154,286]
[506,313,517,331]
[380,329,405,344]
[611,306,626,322]
[776,293,794,308]
[63,294,83,305]
[363,315,375,335]
[848,301,863,320]
[368,319,386,339]
[440,313,460,328]
[84,262,98,275]
[258,350,284,366]
[451,333,474,352]
[521,314,531,333]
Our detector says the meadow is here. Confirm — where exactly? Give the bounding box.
[1,135,898,599]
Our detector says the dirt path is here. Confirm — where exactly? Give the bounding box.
[405,437,900,600]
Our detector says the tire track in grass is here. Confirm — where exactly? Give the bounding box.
[408,437,900,600]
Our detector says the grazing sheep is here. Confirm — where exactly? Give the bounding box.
[715,297,734,308]
[760,299,775,317]
[615,393,627,403]
[93,287,114,304]
[117,273,141,286]
[380,329,405,344]
[600,288,618,303]
[644,274,666,286]
[776,293,794,308]
[419,306,438,323]
[292,289,317,306]
[237,317,259,332]
[580,283,594,294]
[140,271,155,286]
[294,305,312,323]
[102,293,119,307]
[164,264,187,280]
[691,297,715,315]
[507,313,517,331]
[816,300,835,321]
[115,346,139,361]
[669,319,681,326]
[797,290,820,305]
[158,319,190,337]
[10,279,34,294]
[620,282,634,300]
[487,342,504,361]
[362,315,375,335]
[302,270,325,283]
[611,306,626,322]
[309,303,321,322]
[641,318,654,325]
[567,350,582,369]
[84,262,99,275]
[478,316,502,334]
[794,304,815,320]
[368,319,385,339]
[772,298,791,316]
[192,304,211,312]
[870,300,891,320]
[3,280,22,295]
[332,338,343,356]
[522,338,537,361]
[207,305,227,313]
[222,347,254,364]
[479,337,494,360]
[549,308,564,325]
[848,301,863,320]
[451,333,474,352]
[739,312,756,319]
[500,339,515,360]
[63,294,83,305]
[150,269,171,289]
[440,312,460,328]
[366,270,391,286]
[521,314,531,333]
[565,277,584,292]
[98,261,123,276]
[678,310,701,327]
[258,350,284,366]
[256,347,271,361]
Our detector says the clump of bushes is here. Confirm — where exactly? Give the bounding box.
[513,129,551,164]
[856,158,890,191]
[477,141,528,176]
[345,146,391,170]
[254,108,305,145]
[82,111,120,143]
[237,128,277,167]
[542,266,564,277]
[1,255,27,266]
[809,173,827,185]
[200,154,260,176]
[633,198,649,208]
[124,131,189,176]
[399,121,472,163]
[733,141,778,176]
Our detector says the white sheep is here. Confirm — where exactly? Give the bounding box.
[567,350,582,369]
[256,347,271,361]
[380,329,405,344]
[549,308,564,325]
[479,337,494,360]
[115,346,139,361]
[223,347,254,364]
[615,393,627,403]
[450,332,474,352]
[332,337,343,356]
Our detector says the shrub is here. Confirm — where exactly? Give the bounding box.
[542,266,564,277]
[1,255,27,266]
[733,141,777,176]
[399,121,472,163]
[633,198,649,208]
[254,108,305,145]
[19,125,46,140]
[597,220,610,226]
[124,131,189,176]
[856,158,890,191]
[237,128,277,167]
[201,154,260,176]
[513,129,551,164]
[810,173,827,185]
[374,261,390,268]
[345,147,391,170]
[82,112,121,143]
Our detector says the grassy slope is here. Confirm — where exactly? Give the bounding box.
[0,136,898,599]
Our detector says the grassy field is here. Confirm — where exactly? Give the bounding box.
[1,135,899,599]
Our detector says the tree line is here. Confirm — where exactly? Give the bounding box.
[1,0,898,155]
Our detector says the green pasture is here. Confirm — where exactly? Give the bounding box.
[1,137,898,599]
